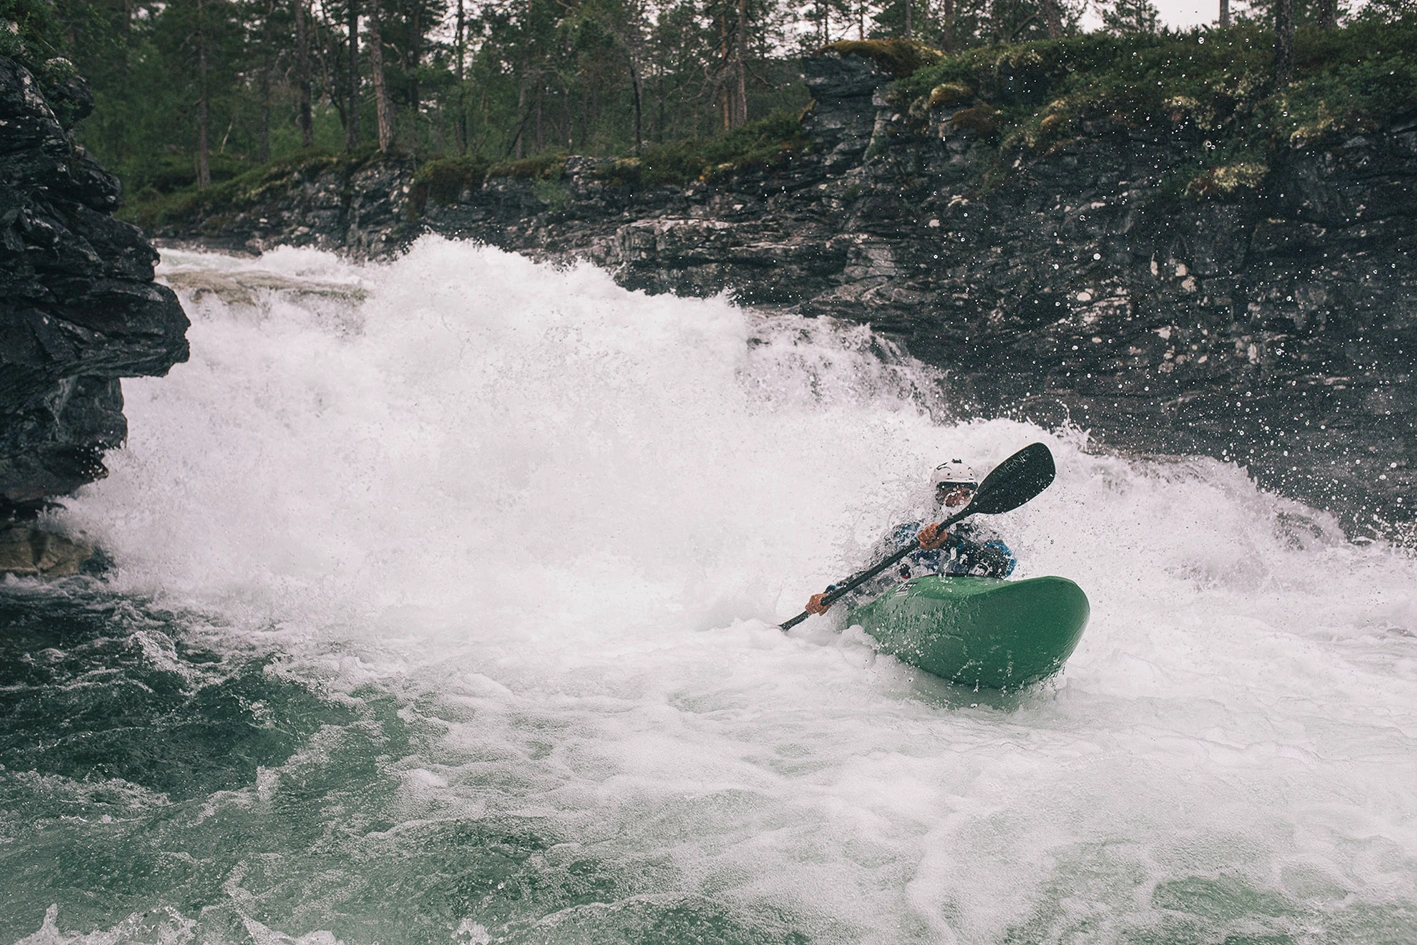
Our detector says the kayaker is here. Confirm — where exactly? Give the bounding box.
[804,460,1017,615]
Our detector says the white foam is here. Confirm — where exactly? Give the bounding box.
[61,237,1417,942]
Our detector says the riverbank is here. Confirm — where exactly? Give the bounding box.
[131,27,1417,541]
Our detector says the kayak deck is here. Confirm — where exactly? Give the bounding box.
[846,575,1090,689]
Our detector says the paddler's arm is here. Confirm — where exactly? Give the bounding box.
[805,524,939,614]
[919,522,1016,578]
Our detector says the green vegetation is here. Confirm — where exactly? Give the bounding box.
[8,0,1414,226]
[117,149,361,232]
[5,0,1104,215]
[118,108,805,226]
[595,111,807,186]
[897,16,1417,197]
[409,155,491,209]
[486,151,570,180]
[0,0,59,71]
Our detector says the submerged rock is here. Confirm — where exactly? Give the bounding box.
[0,523,99,577]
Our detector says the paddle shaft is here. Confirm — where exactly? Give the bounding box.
[778,507,972,631]
[778,442,1056,632]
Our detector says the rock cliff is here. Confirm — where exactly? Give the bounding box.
[1,56,190,537]
[152,51,1415,540]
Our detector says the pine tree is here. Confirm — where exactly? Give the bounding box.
[1101,0,1159,33]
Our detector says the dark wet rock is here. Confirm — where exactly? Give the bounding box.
[156,51,1416,539]
[1,56,190,515]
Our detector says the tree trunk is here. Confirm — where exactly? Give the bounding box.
[1043,0,1062,39]
[407,2,422,110]
[942,0,955,50]
[657,68,666,142]
[1317,0,1336,29]
[1274,0,1295,88]
[313,1,335,109]
[197,0,211,190]
[455,0,466,153]
[535,77,544,153]
[580,85,590,151]
[368,0,393,151]
[516,81,527,158]
[905,0,912,38]
[1219,0,1230,27]
[295,0,314,147]
[719,16,730,131]
[259,0,274,162]
[629,58,643,154]
[346,0,360,150]
[734,0,747,126]
[563,80,571,150]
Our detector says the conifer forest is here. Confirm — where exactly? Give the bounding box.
[2,0,1413,205]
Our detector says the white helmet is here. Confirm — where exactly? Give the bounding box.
[933,459,979,490]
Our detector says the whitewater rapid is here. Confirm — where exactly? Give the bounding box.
[13,237,1417,944]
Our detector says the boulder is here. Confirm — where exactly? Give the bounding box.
[0,56,190,515]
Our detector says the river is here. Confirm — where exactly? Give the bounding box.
[4,237,1415,945]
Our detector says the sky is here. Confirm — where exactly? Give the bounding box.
[1073,0,1229,31]
[1151,0,1224,28]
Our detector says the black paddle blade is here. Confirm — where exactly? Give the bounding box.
[961,442,1056,517]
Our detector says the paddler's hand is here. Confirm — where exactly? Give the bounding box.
[805,592,832,615]
[917,522,950,550]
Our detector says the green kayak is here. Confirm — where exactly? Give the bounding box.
[846,575,1090,689]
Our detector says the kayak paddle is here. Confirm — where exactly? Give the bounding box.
[779,442,1057,631]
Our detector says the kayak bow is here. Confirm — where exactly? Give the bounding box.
[847,575,1090,689]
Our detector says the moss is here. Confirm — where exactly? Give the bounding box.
[410,155,489,212]
[487,151,567,180]
[1184,163,1269,199]
[596,111,806,187]
[594,156,643,187]
[949,104,999,139]
[927,83,974,110]
[821,39,943,79]
[1267,51,1416,147]
[1038,112,1066,136]
[892,17,1417,198]
[115,148,385,230]
[532,176,570,211]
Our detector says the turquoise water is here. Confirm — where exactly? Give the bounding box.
[4,240,1416,944]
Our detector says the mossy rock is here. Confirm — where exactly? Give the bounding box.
[592,156,644,187]
[412,155,490,208]
[590,112,805,188]
[949,104,999,139]
[821,39,943,79]
[928,83,974,110]
[487,152,568,180]
[1184,162,1268,199]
